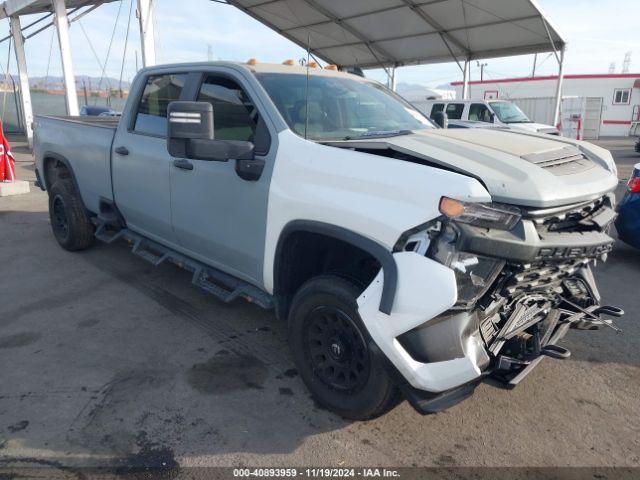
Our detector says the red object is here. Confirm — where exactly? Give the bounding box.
[628,176,640,193]
[452,72,640,86]
[0,121,16,182]
[602,120,633,125]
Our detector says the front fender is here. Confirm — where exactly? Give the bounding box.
[357,252,486,392]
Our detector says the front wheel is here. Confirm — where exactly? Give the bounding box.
[288,275,399,420]
[48,180,95,251]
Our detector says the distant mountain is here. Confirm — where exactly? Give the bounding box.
[28,75,131,91]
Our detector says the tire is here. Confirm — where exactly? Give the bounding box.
[288,275,399,420]
[48,180,95,251]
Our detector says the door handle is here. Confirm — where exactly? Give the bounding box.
[173,159,194,171]
[115,146,129,156]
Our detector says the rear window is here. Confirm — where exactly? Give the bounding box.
[134,74,187,136]
[445,103,464,119]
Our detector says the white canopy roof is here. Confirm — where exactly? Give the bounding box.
[0,0,118,19]
[227,0,565,69]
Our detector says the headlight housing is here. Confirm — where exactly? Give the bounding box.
[439,197,521,231]
[428,224,505,308]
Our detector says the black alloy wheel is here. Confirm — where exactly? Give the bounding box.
[304,305,371,393]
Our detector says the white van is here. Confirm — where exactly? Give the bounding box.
[421,99,560,135]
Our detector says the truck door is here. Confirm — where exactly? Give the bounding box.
[169,72,276,287]
[112,72,191,246]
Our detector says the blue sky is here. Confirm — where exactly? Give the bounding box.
[2,0,639,87]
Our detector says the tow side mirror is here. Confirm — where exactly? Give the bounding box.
[167,101,255,164]
[167,101,214,158]
[489,113,496,124]
[433,111,448,129]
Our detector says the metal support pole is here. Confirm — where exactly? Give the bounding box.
[389,67,397,91]
[10,16,34,148]
[553,48,565,127]
[137,0,156,67]
[461,60,470,99]
[52,0,79,116]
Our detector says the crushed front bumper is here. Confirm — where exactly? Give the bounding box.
[358,196,622,414]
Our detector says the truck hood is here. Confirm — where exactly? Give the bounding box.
[507,122,559,134]
[329,129,618,208]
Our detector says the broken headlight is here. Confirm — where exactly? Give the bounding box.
[428,224,505,308]
[439,197,521,231]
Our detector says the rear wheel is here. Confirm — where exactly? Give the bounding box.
[48,180,95,251]
[288,275,399,420]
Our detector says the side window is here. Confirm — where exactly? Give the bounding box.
[197,76,257,142]
[134,74,187,136]
[430,103,445,119]
[613,88,631,105]
[469,103,492,122]
[445,103,464,120]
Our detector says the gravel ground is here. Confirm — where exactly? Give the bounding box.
[0,136,639,475]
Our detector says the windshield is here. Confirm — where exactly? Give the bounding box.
[490,102,531,124]
[255,73,434,141]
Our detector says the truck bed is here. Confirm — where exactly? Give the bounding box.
[39,115,121,128]
[34,115,119,213]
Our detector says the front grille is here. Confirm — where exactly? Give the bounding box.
[502,259,589,296]
[525,195,613,234]
[478,259,595,352]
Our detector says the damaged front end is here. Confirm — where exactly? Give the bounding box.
[399,193,623,397]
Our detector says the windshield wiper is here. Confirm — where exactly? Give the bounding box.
[342,129,413,141]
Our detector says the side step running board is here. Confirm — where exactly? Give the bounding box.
[95,224,274,309]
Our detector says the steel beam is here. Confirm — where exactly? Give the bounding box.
[388,67,397,92]
[52,0,79,116]
[9,15,33,147]
[461,60,470,100]
[137,0,156,67]
[553,47,565,127]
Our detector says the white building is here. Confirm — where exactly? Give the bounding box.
[451,73,640,138]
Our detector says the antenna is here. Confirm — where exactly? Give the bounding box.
[304,33,311,140]
[623,51,632,74]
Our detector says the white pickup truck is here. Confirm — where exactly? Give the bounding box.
[422,99,560,135]
[34,61,622,419]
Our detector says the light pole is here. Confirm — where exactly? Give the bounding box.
[477,61,488,82]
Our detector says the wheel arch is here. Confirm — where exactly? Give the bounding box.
[273,220,397,320]
[42,152,79,191]
[41,152,91,214]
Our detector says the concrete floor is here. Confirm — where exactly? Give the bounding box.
[0,136,639,472]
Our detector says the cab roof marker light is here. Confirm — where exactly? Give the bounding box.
[325,64,338,70]
[247,58,258,65]
[282,59,295,66]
